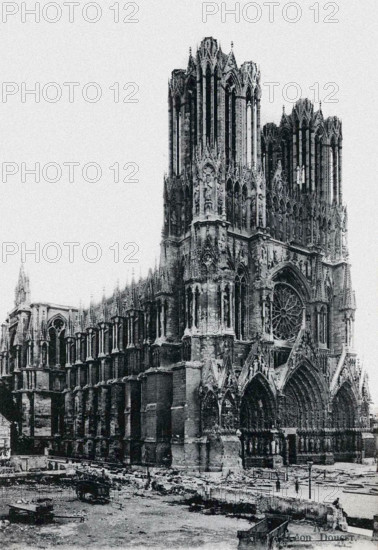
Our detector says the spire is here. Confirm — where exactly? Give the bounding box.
[39,310,48,341]
[187,45,196,75]
[99,287,109,323]
[15,264,30,307]
[74,302,84,333]
[224,40,237,72]
[341,264,356,310]
[85,294,97,328]
[111,279,121,318]
[66,309,74,337]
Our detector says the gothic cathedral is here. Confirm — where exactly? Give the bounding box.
[0,38,372,470]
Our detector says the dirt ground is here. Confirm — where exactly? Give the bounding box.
[0,484,252,550]
[0,460,376,550]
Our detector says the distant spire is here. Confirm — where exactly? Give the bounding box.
[231,41,234,50]
[15,263,30,307]
[66,309,73,337]
[85,294,97,328]
[99,287,109,323]
[111,278,121,318]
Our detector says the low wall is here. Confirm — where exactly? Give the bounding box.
[10,455,48,472]
[197,484,344,528]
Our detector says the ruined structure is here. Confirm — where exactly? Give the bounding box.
[0,413,11,460]
[0,38,371,469]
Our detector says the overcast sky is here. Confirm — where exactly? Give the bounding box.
[0,0,377,404]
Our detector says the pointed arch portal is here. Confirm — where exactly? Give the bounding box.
[240,375,277,467]
[282,363,328,464]
[332,382,359,461]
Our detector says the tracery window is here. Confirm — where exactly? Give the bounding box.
[330,138,339,205]
[202,392,219,432]
[184,186,192,231]
[281,133,291,185]
[225,81,236,166]
[226,180,233,223]
[315,134,323,195]
[48,318,66,367]
[235,270,247,340]
[234,181,240,228]
[246,89,252,167]
[217,285,222,326]
[241,185,247,229]
[175,96,181,175]
[224,285,231,328]
[267,142,273,185]
[329,147,334,204]
[194,287,200,328]
[205,65,212,141]
[186,287,193,329]
[213,66,218,142]
[272,283,302,341]
[301,125,308,192]
[319,305,328,345]
[187,79,197,159]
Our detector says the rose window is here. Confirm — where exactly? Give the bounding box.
[272,283,302,341]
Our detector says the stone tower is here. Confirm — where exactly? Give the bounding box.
[159,37,370,469]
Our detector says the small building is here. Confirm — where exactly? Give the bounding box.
[0,413,11,460]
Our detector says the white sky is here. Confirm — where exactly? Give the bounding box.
[0,0,377,404]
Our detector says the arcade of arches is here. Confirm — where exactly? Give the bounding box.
[236,364,363,467]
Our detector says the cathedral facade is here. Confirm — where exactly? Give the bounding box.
[0,38,372,470]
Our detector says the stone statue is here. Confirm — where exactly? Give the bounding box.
[194,186,199,215]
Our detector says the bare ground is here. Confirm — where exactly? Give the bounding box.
[0,485,252,550]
